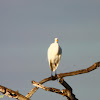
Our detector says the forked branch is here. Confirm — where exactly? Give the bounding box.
[59,78,78,100]
[32,78,78,100]
[26,62,100,98]
[0,62,100,100]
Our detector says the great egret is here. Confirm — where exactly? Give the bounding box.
[47,38,62,76]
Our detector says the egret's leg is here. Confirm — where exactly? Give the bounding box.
[51,71,53,77]
[55,70,57,76]
[55,70,58,81]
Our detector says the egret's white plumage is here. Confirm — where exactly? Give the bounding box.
[47,38,62,75]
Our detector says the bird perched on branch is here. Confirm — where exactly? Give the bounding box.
[47,38,62,76]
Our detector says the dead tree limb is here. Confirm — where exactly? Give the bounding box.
[26,76,54,98]
[0,62,100,99]
[0,85,29,100]
[58,62,100,78]
[59,78,78,100]
[32,80,62,95]
[32,79,78,100]
[27,61,100,98]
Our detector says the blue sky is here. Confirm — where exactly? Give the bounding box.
[0,0,100,100]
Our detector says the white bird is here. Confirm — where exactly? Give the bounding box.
[47,38,62,76]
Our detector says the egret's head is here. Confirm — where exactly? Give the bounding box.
[54,38,58,43]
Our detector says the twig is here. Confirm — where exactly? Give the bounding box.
[0,85,29,100]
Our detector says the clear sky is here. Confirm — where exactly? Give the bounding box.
[0,0,100,100]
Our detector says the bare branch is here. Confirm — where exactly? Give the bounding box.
[26,76,54,98]
[59,78,78,100]
[32,80,72,98]
[0,85,30,100]
[32,81,62,94]
[1,62,99,99]
[27,62,100,98]
[58,62,100,78]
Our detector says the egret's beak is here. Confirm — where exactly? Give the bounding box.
[56,39,58,42]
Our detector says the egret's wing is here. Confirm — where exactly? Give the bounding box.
[47,42,62,72]
[48,43,59,61]
[58,45,62,55]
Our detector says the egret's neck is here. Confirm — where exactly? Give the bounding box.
[55,41,58,43]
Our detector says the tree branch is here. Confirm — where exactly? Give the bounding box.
[0,85,29,100]
[58,62,100,78]
[32,80,73,98]
[0,62,100,99]
[32,80,62,94]
[32,79,78,100]
[26,76,54,98]
[27,61,100,98]
[59,78,78,100]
